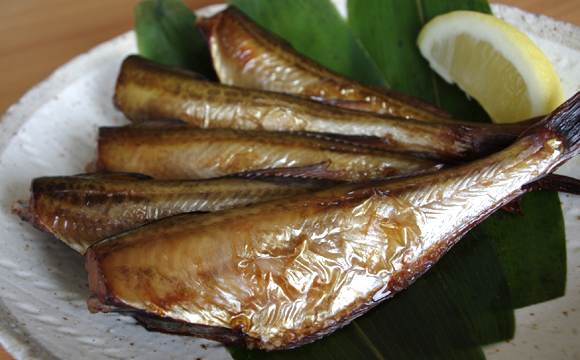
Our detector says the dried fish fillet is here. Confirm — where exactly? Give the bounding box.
[13,163,580,254]
[195,6,450,121]
[195,6,542,137]
[88,120,437,180]
[11,165,341,254]
[114,55,519,162]
[86,92,580,350]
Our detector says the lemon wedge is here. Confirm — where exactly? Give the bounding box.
[417,10,564,123]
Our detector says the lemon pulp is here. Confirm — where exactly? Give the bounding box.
[417,11,563,123]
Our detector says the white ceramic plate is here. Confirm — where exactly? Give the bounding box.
[1,3,579,360]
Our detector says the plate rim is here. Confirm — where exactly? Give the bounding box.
[1,3,579,360]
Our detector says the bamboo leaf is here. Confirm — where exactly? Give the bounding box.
[346,0,492,121]
[134,0,216,78]
[485,192,567,308]
[444,226,515,345]
[227,0,388,87]
[346,0,436,104]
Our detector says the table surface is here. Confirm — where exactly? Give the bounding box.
[1,1,579,359]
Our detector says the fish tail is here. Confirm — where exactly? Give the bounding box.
[11,200,30,222]
[524,91,580,163]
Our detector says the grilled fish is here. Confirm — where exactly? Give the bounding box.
[11,165,342,254]
[195,6,450,121]
[195,6,542,134]
[85,92,580,350]
[13,160,580,254]
[114,55,519,163]
[88,120,437,180]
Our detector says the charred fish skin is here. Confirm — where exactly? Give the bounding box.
[89,120,437,180]
[195,6,451,121]
[85,93,580,350]
[114,55,519,162]
[11,168,342,255]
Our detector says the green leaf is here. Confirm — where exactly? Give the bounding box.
[445,226,515,345]
[346,0,492,121]
[226,0,388,87]
[485,191,567,308]
[134,0,216,78]
[346,0,435,104]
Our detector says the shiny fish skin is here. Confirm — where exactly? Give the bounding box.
[13,166,580,253]
[114,55,519,162]
[86,93,580,350]
[89,120,437,180]
[11,167,341,255]
[195,6,539,134]
[195,6,451,121]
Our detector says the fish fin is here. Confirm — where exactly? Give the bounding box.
[121,55,209,80]
[11,200,30,222]
[85,159,100,173]
[195,10,221,44]
[356,164,445,183]
[522,91,580,164]
[501,173,580,216]
[501,198,525,215]
[97,211,210,245]
[295,130,393,148]
[131,118,189,129]
[523,174,580,195]
[232,161,333,179]
[385,164,445,179]
[140,211,208,226]
[72,172,154,180]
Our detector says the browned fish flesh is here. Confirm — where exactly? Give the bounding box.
[114,55,522,162]
[195,6,450,121]
[88,120,437,180]
[194,6,542,133]
[13,163,580,254]
[11,165,342,255]
[85,92,580,350]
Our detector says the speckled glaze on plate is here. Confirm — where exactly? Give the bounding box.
[0,3,579,360]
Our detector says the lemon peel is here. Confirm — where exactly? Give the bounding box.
[417,10,564,123]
